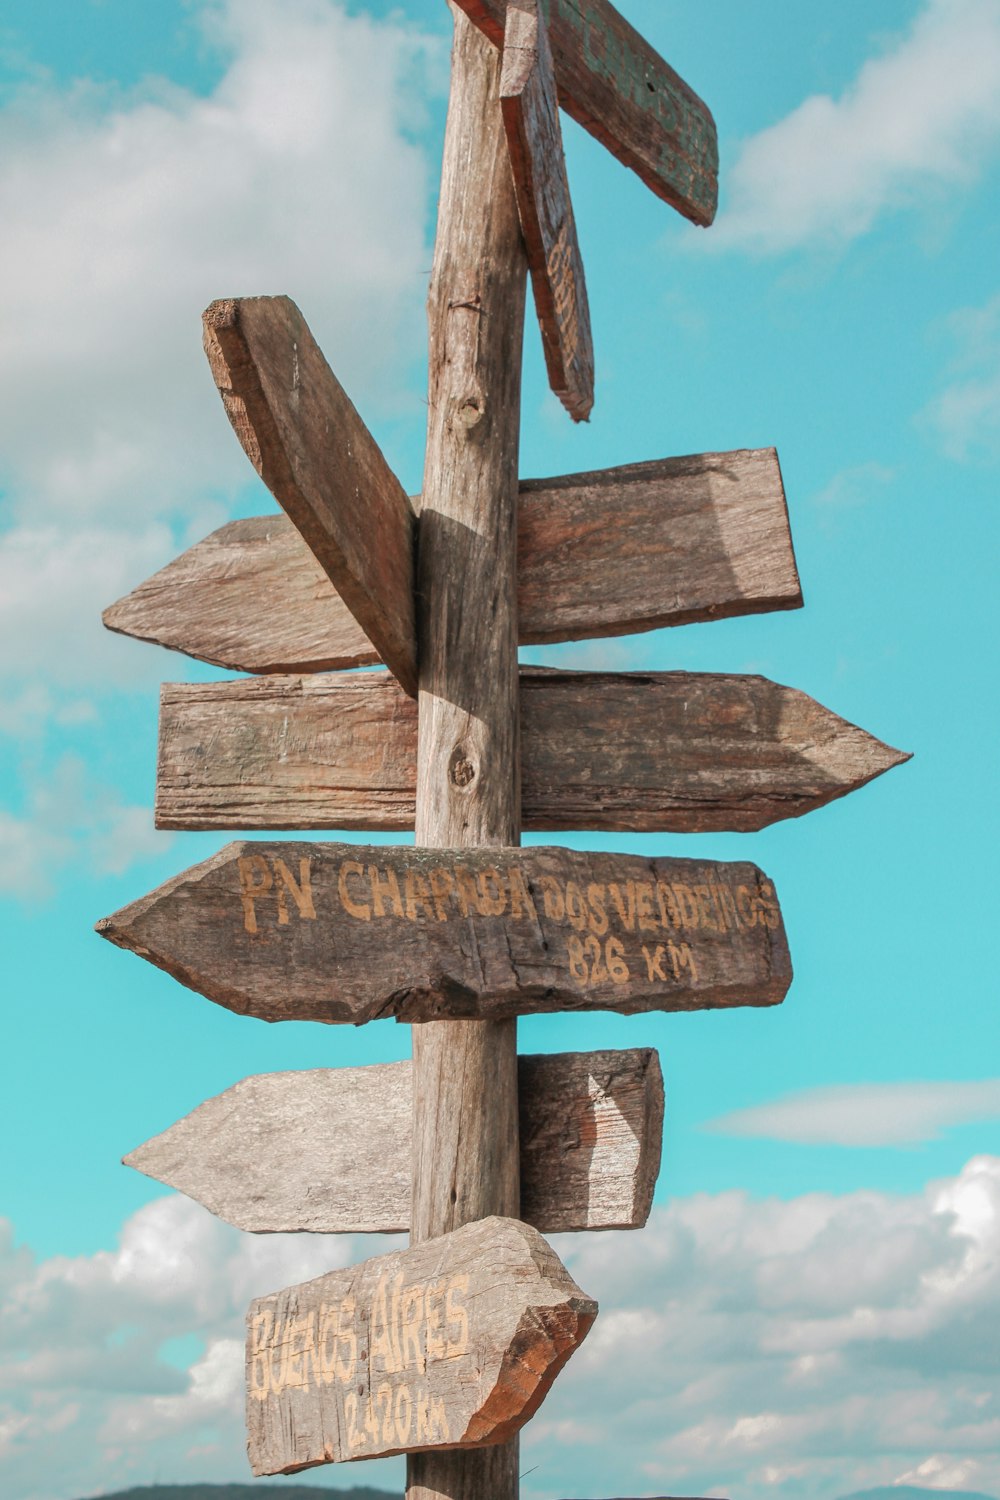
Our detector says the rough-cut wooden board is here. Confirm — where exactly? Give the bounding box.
[452,0,717,223]
[202,296,417,695]
[246,1216,596,1473]
[124,1048,664,1235]
[96,842,791,1025]
[501,0,594,421]
[154,668,909,834]
[102,448,801,673]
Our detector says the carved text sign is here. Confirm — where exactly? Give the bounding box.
[246,1216,596,1473]
[97,842,791,1025]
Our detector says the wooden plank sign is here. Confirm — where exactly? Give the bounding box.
[102,449,802,675]
[153,669,910,834]
[246,1215,596,1473]
[453,0,718,223]
[202,296,417,695]
[124,1048,664,1235]
[96,842,791,1025]
[501,0,594,421]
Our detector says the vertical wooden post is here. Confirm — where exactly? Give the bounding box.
[407,5,528,1499]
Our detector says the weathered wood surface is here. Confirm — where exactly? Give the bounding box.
[452,0,717,223]
[102,449,800,673]
[246,1216,596,1473]
[154,668,910,834]
[202,296,417,695]
[96,842,791,1025]
[406,33,528,1494]
[124,1048,664,1235]
[501,0,593,421]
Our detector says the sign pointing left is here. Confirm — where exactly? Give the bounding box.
[95,841,791,1025]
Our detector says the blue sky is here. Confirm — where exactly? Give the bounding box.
[0,1,998,1497]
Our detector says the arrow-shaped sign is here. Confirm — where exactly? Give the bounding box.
[203,296,418,695]
[453,0,718,223]
[103,448,800,676]
[245,1215,596,1473]
[96,842,791,1025]
[124,1048,663,1235]
[153,668,909,834]
[502,0,594,420]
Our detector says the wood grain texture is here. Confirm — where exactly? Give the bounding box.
[501,0,594,421]
[451,0,717,222]
[245,1216,596,1473]
[409,12,528,1495]
[154,668,910,834]
[95,841,792,1025]
[123,1048,664,1235]
[202,296,417,694]
[101,449,801,673]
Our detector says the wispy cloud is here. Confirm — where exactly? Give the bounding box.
[0,756,170,899]
[923,290,1000,462]
[706,1079,1000,1147]
[0,0,442,893]
[3,1159,999,1500]
[708,0,1000,254]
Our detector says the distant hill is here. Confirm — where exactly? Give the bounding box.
[80,1481,1000,1500]
[81,1486,396,1500]
[840,1488,998,1500]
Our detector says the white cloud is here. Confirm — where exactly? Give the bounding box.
[923,291,1000,462]
[2,1161,999,1500]
[812,462,896,509]
[0,0,441,877]
[0,755,172,899]
[708,0,1000,254]
[706,1080,1000,1148]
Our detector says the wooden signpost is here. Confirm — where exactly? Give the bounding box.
[246,1216,596,1473]
[103,446,802,673]
[98,842,791,1024]
[95,3,909,1496]
[152,669,908,833]
[124,1049,664,1235]
[501,0,594,419]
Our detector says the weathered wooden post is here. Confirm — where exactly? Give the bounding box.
[97,2,911,1495]
[409,9,527,1497]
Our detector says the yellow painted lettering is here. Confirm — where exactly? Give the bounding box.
[338,861,371,921]
[429,867,454,920]
[238,855,271,935]
[446,1274,470,1355]
[370,864,404,918]
[404,869,434,924]
[274,857,316,926]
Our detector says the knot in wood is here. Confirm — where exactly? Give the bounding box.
[455,395,484,434]
[448,746,477,789]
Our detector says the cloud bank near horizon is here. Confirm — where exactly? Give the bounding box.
[1,1157,998,1500]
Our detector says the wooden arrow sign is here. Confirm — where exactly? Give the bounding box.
[154,668,909,835]
[246,1215,596,1473]
[203,296,417,695]
[453,0,718,223]
[102,448,801,675]
[124,1048,663,1235]
[96,842,791,1025]
[502,0,594,421]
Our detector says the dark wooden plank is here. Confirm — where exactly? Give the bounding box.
[95,841,792,1026]
[202,296,417,695]
[245,1216,596,1473]
[501,0,594,421]
[102,448,801,673]
[154,668,910,834]
[452,0,717,223]
[124,1048,663,1235]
